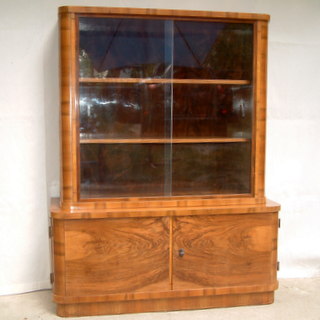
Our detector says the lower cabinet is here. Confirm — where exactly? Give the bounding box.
[52,211,278,317]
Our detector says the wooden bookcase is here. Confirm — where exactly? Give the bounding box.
[51,6,280,317]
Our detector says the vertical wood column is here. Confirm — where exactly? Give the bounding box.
[59,11,78,207]
[253,20,268,203]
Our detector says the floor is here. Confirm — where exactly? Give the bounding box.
[1,278,320,320]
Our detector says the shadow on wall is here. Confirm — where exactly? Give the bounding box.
[43,22,60,208]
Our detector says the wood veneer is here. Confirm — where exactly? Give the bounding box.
[52,6,280,317]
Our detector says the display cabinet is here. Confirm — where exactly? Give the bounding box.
[51,6,280,317]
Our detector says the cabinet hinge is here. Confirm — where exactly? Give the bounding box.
[50,273,54,284]
[49,226,53,238]
[277,261,280,271]
[278,218,281,228]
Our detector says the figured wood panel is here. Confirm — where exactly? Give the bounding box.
[65,217,170,295]
[173,213,278,290]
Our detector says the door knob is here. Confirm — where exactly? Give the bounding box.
[178,248,185,257]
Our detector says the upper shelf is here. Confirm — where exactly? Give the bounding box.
[79,78,251,85]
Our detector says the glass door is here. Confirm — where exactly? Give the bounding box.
[77,16,253,199]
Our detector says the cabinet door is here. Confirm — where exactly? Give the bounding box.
[65,217,170,295]
[172,214,277,290]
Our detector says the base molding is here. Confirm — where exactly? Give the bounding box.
[56,291,274,317]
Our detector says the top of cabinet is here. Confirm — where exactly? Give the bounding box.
[58,6,270,22]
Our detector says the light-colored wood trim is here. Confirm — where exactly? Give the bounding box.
[79,78,251,85]
[80,138,251,144]
[253,20,268,202]
[59,6,270,22]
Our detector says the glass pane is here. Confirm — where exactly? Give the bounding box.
[79,17,171,78]
[80,144,166,198]
[173,84,252,138]
[79,83,167,139]
[172,142,251,195]
[174,21,253,80]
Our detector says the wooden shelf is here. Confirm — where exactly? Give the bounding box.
[79,78,251,86]
[80,138,250,144]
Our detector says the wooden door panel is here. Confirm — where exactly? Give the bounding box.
[65,217,170,295]
[173,214,278,290]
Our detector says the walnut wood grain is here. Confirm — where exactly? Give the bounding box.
[51,198,280,219]
[53,197,269,215]
[56,292,274,317]
[53,7,279,317]
[173,213,278,290]
[52,219,66,297]
[59,6,270,22]
[253,20,269,202]
[58,7,270,208]
[54,281,278,304]
[64,217,170,295]
[59,11,78,207]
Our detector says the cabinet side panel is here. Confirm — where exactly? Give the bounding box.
[173,213,278,290]
[65,217,170,295]
[52,219,66,296]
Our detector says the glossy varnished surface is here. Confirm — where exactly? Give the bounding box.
[173,214,278,289]
[53,7,278,317]
[64,217,170,295]
[58,6,269,206]
[59,6,270,22]
[51,198,280,219]
[77,16,254,199]
[56,292,274,317]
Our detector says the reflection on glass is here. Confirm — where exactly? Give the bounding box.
[174,22,253,80]
[172,142,251,195]
[80,144,166,198]
[79,83,166,139]
[79,17,171,78]
[80,142,251,198]
[79,18,253,80]
[77,17,254,199]
[173,84,252,138]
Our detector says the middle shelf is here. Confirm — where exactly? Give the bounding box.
[79,78,251,85]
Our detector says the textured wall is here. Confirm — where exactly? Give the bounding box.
[0,0,319,295]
